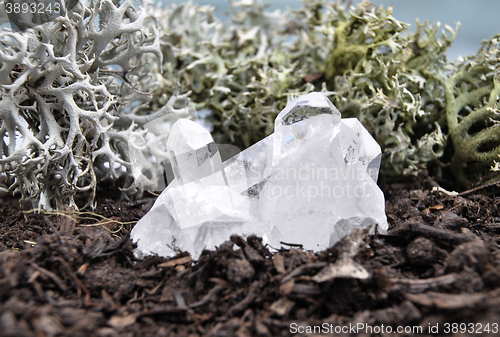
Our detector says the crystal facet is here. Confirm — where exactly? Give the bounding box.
[167,119,224,184]
[131,92,387,259]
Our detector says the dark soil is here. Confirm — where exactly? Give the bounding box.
[1,171,500,336]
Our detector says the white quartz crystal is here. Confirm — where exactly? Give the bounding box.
[131,92,387,259]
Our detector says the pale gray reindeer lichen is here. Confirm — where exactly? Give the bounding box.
[0,0,191,209]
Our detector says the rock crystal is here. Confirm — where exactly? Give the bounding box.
[131,92,387,259]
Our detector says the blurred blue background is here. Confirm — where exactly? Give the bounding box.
[156,0,500,61]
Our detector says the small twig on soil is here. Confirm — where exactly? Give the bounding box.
[387,273,459,293]
[174,291,188,309]
[405,288,500,310]
[30,262,67,292]
[158,256,192,268]
[280,241,304,248]
[281,262,328,283]
[230,234,265,262]
[389,220,476,244]
[58,206,77,235]
[458,180,500,197]
[42,216,63,245]
[227,281,259,317]
[273,254,286,274]
[53,257,90,300]
[189,285,225,309]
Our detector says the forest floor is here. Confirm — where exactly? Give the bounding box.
[1,171,500,337]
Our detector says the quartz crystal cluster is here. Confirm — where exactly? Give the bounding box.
[131,93,387,259]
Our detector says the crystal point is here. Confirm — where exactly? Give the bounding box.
[167,119,224,184]
[131,92,387,259]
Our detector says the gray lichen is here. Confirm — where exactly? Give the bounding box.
[0,0,192,208]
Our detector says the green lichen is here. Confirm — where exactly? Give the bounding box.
[320,3,455,178]
[441,35,500,188]
[152,0,457,180]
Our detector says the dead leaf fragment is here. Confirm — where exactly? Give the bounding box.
[429,204,444,210]
[270,297,295,317]
[313,258,369,282]
[158,256,192,268]
[107,314,136,329]
[273,254,285,274]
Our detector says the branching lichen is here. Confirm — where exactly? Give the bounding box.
[1,0,499,209]
[0,0,191,208]
[441,35,500,187]
[151,0,456,179]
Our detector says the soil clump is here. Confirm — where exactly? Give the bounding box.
[1,172,500,336]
